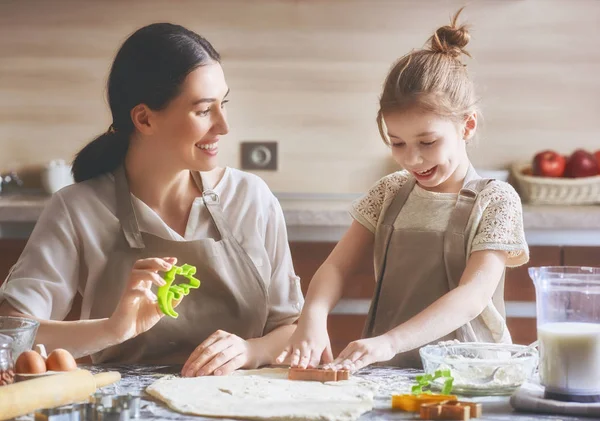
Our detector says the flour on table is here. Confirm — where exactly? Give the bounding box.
[146,368,375,421]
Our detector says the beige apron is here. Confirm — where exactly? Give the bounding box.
[89,166,268,364]
[363,166,507,368]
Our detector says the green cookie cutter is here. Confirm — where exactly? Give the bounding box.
[157,263,201,318]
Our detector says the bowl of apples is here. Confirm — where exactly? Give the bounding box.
[512,149,600,205]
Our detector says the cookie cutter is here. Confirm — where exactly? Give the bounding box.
[157,263,201,318]
[33,405,78,421]
[419,400,483,420]
[91,392,141,419]
[34,403,96,421]
[391,393,458,412]
[34,393,140,421]
[95,404,129,421]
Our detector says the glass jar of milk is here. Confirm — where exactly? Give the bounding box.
[530,266,600,402]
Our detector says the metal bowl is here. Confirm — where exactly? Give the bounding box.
[0,316,39,362]
[419,342,538,396]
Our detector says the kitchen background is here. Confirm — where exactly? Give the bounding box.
[0,0,599,354]
[1,0,599,192]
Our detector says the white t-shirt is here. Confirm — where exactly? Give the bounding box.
[0,167,304,324]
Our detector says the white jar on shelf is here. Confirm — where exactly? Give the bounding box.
[41,159,74,194]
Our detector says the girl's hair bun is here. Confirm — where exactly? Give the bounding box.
[428,8,471,59]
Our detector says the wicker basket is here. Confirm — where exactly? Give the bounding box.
[511,162,600,205]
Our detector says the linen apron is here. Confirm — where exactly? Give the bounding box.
[363,166,507,368]
[89,166,269,364]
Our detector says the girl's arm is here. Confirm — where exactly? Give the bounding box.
[276,220,374,368]
[333,249,508,369]
[303,220,375,319]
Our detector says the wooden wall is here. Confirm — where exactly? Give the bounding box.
[1,0,599,193]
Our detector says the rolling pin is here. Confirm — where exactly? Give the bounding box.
[0,369,121,421]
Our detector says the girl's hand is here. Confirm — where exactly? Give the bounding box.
[275,319,333,369]
[108,257,177,341]
[182,330,257,377]
[329,335,397,371]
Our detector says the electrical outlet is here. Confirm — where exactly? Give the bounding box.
[240,141,278,171]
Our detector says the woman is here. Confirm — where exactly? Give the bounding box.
[0,23,303,377]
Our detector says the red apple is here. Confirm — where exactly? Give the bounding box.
[564,149,599,178]
[532,150,566,177]
[595,151,600,172]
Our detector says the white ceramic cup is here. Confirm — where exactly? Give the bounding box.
[41,160,74,194]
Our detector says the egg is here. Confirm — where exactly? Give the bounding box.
[15,350,47,374]
[46,348,77,372]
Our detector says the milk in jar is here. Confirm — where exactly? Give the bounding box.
[538,322,600,393]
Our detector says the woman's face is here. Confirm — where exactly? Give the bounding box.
[148,63,230,172]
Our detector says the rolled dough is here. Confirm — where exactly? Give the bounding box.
[146,367,375,421]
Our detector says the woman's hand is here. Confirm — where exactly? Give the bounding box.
[329,334,397,371]
[182,330,258,377]
[108,257,177,341]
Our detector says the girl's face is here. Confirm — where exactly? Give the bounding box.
[147,63,230,172]
[383,108,475,193]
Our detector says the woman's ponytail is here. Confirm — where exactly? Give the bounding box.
[72,129,129,183]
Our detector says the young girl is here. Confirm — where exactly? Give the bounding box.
[277,9,529,370]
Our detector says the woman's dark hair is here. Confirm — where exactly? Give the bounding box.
[72,23,221,182]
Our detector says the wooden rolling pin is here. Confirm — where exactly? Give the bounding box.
[0,369,120,421]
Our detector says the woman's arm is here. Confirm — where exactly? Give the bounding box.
[248,324,296,367]
[180,323,297,377]
[276,220,375,368]
[0,257,176,359]
[0,301,120,359]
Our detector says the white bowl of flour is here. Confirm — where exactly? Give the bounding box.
[420,342,538,396]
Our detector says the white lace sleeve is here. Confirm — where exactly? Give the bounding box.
[350,171,410,233]
[471,181,530,267]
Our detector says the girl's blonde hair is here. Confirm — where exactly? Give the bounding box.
[377,8,477,145]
